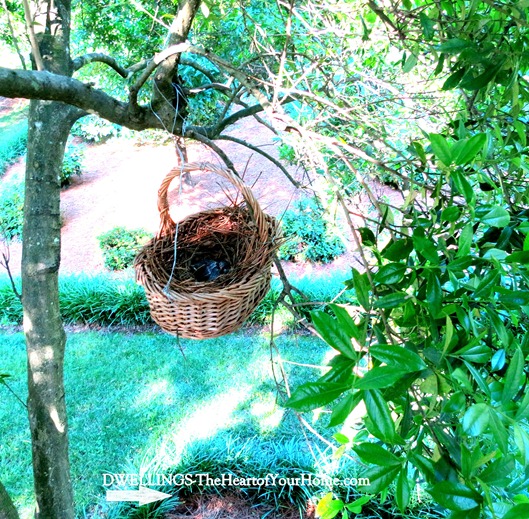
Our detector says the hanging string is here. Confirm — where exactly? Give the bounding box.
[146,73,189,296]
[163,142,186,295]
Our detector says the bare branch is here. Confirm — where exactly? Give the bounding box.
[184,128,239,175]
[180,56,219,82]
[215,104,265,134]
[22,0,44,70]
[188,82,232,94]
[0,246,22,302]
[130,0,170,29]
[217,134,300,188]
[1,0,27,70]
[72,53,129,78]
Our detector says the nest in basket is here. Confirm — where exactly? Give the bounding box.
[135,203,279,295]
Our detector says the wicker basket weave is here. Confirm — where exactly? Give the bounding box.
[134,162,279,339]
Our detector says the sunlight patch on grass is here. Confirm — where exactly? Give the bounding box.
[133,379,172,407]
[163,386,251,461]
[250,398,284,431]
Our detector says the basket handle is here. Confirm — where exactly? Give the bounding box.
[157,161,269,242]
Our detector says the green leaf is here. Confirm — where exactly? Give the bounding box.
[426,272,443,316]
[358,227,376,246]
[312,310,356,360]
[316,493,344,519]
[396,467,410,513]
[329,392,363,427]
[456,343,491,363]
[351,268,371,311]
[363,389,397,443]
[505,251,529,264]
[428,481,481,511]
[463,362,491,398]
[334,432,350,445]
[452,134,487,165]
[356,366,410,390]
[362,464,401,494]
[474,270,501,299]
[462,403,489,436]
[513,424,529,467]
[457,224,473,257]
[374,292,409,309]
[285,382,349,412]
[382,238,413,261]
[502,347,525,405]
[442,67,466,90]
[402,53,418,73]
[451,169,475,204]
[345,495,372,514]
[330,304,362,344]
[353,442,402,467]
[459,62,503,90]
[436,38,473,54]
[430,133,452,166]
[515,388,529,420]
[488,408,509,454]
[419,12,435,40]
[374,263,407,285]
[502,504,529,519]
[369,344,426,372]
[496,288,529,307]
[485,306,509,347]
[479,454,515,485]
[479,206,510,228]
[441,206,461,222]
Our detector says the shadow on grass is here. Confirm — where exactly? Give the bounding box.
[61,330,328,516]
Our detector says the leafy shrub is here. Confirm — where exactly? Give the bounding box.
[278,197,345,263]
[0,180,24,241]
[60,145,84,187]
[71,115,123,142]
[97,227,151,271]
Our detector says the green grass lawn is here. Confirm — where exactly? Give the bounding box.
[0,103,28,176]
[0,329,330,518]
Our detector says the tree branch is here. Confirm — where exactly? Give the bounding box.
[180,56,219,82]
[72,53,129,78]
[217,134,300,188]
[22,0,44,70]
[1,0,27,70]
[0,67,170,132]
[184,128,239,175]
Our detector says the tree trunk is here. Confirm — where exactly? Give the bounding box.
[0,480,19,519]
[22,100,78,519]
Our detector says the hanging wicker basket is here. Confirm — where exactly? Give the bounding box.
[134,162,280,339]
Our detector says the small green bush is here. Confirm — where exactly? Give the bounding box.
[71,115,123,142]
[97,227,151,271]
[0,180,24,241]
[278,197,346,263]
[60,145,85,187]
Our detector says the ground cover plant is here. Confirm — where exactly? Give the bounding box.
[0,271,353,328]
[0,330,328,516]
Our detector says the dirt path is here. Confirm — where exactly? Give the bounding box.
[2,116,365,278]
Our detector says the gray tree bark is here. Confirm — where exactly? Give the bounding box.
[0,0,204,517]
[23,99,79,519]
[20,0,77,517]
[0,480,19,519]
